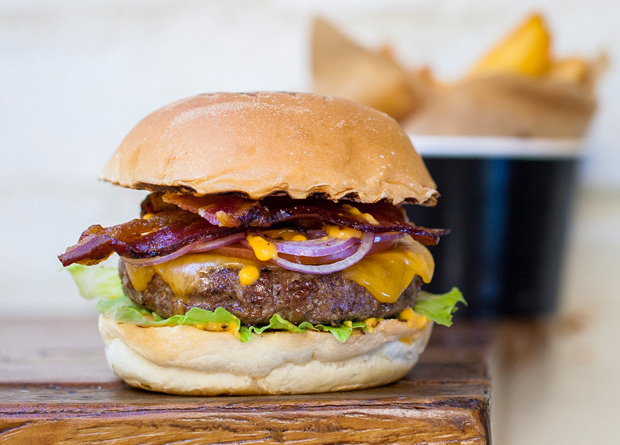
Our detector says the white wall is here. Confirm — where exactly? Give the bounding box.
[1,0,618,313]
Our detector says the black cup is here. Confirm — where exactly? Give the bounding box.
[406,138,580,319]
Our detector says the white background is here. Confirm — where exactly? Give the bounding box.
[1,1,619,443]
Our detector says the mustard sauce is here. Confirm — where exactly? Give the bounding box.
[262,228,308,241]
[324,225,362,239]
[246,235,278,261]
[398,307,429,330]
[342,204,380,225]
[239,265,260,285]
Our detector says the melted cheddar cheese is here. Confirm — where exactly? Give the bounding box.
[124,254,265,299]
[340,236,434,303]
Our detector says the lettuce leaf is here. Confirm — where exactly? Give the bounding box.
[239,314,368,343]
[413,287,467,327]
[65,264,465,342]
[67,264,125,300]
[66,264,367,342]
[96,296,241,330]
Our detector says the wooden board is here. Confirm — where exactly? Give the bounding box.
[0,319,491,444]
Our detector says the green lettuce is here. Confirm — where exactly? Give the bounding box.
[240,314,368,343]
[96,296,241,330]
[66,264,465,341]
[414,287,467,327]
[66,264,368,342]
[67,264,125,300]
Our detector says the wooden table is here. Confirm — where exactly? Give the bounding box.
[0,319,491,444]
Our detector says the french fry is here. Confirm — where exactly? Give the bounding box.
[310,12,602,138]
[468,13,551,78]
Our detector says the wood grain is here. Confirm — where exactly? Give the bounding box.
[0,319,491,444]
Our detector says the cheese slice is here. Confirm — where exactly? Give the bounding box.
[340,237,434,303]
[124,254,263,299]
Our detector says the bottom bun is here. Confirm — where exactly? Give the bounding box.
[98,315,433,395]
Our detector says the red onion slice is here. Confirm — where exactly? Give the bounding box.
[283,237,400,265]
[122,233,245,266]
[209,245,261,262]
[121,231,404,272]
[189,233,246,253]
[270,233,375,274]
[265,232,404,258]
[373,232,406,243]
[268,236,359,257]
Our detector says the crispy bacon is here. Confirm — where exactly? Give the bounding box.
[59,210,241,267]
[162,193,448,245]
[162,194,265,227]
[59,194,447,267]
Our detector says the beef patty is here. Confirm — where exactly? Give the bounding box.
[119,259,421,326]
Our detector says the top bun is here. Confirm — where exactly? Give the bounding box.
[100,92,438,205]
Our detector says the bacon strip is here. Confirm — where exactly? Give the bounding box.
[162,194,265,227]
[59,194,447,267]
[163,193,448,245]
[58,210,241,267]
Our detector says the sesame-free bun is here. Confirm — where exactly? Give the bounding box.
[99,315,433,396]
[100,92,438,206]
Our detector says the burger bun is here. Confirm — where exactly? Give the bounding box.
[99,315,433,395]
[100,92,438,206]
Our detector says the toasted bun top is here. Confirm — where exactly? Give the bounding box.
[100,92,438,205]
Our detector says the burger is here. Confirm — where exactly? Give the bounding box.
[59,92,464,395]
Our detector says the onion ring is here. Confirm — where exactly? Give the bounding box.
[269,233,375,274]
[268,236,359,257]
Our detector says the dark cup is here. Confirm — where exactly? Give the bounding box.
[406,137,581,319]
